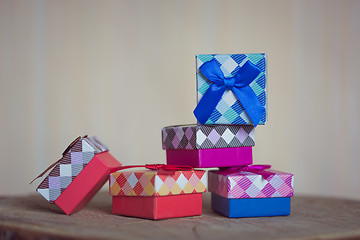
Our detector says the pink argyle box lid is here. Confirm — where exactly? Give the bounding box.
[208,167,294,199]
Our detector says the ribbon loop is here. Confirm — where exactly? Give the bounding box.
[218,164,273,180]
[194,58,264,126]
[145,164,166,170]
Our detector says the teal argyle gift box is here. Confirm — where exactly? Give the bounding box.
[195,54,267,125]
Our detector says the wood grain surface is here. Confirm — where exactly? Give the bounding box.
[0,192,360,240]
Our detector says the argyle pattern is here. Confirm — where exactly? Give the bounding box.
[162,124,255,150]
[196,54,267,125]
[109,170,207,197]
[37,136,109,203]
[208,169,293,199]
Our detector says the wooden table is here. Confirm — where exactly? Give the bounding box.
[0,192,359,240]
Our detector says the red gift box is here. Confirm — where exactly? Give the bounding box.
[35,136,122,215]
[109,165,207,220]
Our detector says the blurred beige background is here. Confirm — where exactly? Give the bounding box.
[0,0,359,199]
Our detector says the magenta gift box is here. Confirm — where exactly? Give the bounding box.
[162,124,254,168]
[166,147,253,168]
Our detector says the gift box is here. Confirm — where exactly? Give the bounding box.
[162,124,254,167]
[194,54,267,126]
[109,165,207,220]
[208,165,294,218]
[36,136,122,215]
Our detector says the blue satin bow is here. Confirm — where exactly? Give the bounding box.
[193,59,265,126]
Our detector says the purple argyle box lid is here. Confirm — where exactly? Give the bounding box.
[36,136,109,203]
[162,124,255,150]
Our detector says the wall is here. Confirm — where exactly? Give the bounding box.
[0,0,359,199]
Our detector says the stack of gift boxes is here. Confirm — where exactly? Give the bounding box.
[162,54,294,218]
[34,53,293,220]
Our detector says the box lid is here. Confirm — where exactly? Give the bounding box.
[36,136,110,203]
[162,124,255,150]
[208,167,294,199]
[110,168,207,197]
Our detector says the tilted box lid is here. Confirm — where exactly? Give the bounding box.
[36,136,109,202]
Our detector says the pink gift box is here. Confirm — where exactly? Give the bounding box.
[166,147,253,168]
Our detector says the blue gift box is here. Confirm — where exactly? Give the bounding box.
[211,193,291,218]
[194,54,267,126]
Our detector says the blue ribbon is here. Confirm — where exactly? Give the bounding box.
[193,59,265,126]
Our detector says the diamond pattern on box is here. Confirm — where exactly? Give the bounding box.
[208,169,293,199]
[162,124,255,150]
[109,170,207,197]
[196,54,267,125]
[36,136,109,203]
